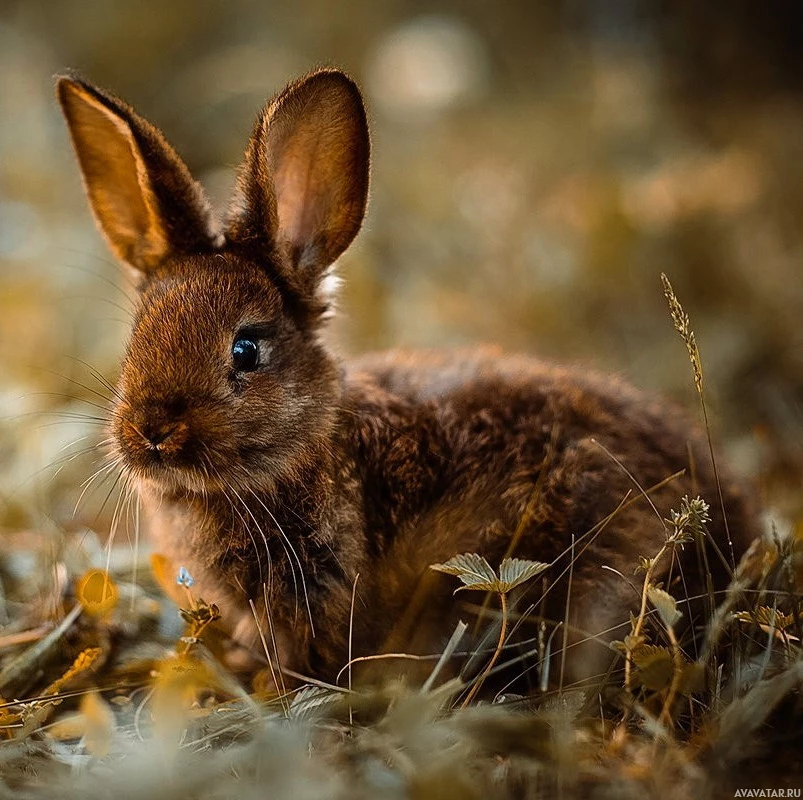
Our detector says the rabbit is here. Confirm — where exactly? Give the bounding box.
[57,67,757,692]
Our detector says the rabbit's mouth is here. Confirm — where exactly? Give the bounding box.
[115,440,274,496]
[127,462,241,496]
[111,401,231,491]
[109,379,336,496]
[111,406,287,497]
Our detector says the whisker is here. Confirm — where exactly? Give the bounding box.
[64,356,126,404]
[49,440,111,483]
[59,255,138,305]
[266,489,347,578]
[209,465,269,596]
[102,472,133,579]
[227,484,272,599]
[6,436,112,495]
[130,488,141,611]
[239,484,301,620]
[28,368,116,406]
[90,466,126,527]
[14,410,111,424]
[247,487,314,636]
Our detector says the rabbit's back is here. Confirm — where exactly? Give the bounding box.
[339,347,755,684]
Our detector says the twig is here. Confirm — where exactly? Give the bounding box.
[462,592,508,708]
[659,620,683,729]
[0,604,83,696]
[625,543,670,693]
[559,534,575,692]
[348,572,360,726]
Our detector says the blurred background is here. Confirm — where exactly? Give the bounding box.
[1,0,801,542]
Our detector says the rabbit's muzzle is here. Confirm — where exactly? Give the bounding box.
[112,395,228,489]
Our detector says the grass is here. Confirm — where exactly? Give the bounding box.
[0,279,800,798]
[0,525,799,799]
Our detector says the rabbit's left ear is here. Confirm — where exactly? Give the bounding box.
[227,69,370,299]
[57,75,220,275]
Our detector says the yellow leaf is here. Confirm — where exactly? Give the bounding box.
[150,553,188,606]
[77,570,118,617]
[0,704,21,740]
[151,654,216,738]
[757,624,800,643]
[678,662,706,696]
[46,713,85,742]
[43,647,103,696]
[79,691,115,758]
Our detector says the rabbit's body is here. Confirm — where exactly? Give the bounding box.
[57,69,756,690]
[134,338,752,686]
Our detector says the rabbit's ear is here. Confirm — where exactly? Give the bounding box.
[228,69,369,300]
[57,75,220,275]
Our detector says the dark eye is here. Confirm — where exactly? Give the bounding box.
[231,337,260,372]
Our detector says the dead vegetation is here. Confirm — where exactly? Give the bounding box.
[0,282,801,799]
[0,496,800,799]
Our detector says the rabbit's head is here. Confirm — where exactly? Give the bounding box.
[58,70,370,494]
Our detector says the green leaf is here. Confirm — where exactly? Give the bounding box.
[632,644,674,691]
[734,606,800,642]
[430,553,499,592]
[648,587,682,629]
[678,661,706,696]
[623,633,647,652]
[497,558,549,592]
[734,606,795,631]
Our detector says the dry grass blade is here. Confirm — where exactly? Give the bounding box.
[0,604,83,698]
[0,515,797,798]
[660,272,736,571]
[421,620,468,693]
[661,272,703,395]
[708,661,803,772]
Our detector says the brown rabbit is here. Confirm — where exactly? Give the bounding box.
[57,68,756,692]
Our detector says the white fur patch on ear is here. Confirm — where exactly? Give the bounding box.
[317,266,343,318]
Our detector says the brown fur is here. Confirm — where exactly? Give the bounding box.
[57,68,757,691]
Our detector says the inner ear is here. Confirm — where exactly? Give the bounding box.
[268,77,369,270]
[59,81,169,269]
[58,75,220,276]
[228,69,370,295]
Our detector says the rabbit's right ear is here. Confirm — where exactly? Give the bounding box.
[57,75,220,275]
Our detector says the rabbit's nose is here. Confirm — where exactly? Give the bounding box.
[144,423,173,448]
[141,420,188,452]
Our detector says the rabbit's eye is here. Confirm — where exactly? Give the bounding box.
[232,337,260,372]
